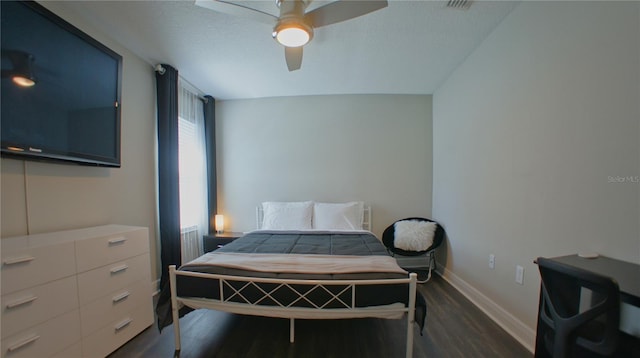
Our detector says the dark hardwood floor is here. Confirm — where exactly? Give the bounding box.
[109,273,531,358]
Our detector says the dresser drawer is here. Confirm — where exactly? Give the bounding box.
[75,227,149,272]
[51,342,81,358]
[1,276,78,339]
[77,253,151,306]
[81,303,153,358]
[1,309,81,358]
[79,278,152,337]
[1,241,76,294]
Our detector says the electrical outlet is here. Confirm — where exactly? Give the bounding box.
[516,265,524,285]
[489,254,495,269]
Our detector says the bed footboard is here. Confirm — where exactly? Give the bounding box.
[169,265,417,358]
[169,265,182,351]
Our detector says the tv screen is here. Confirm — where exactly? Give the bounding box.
[1,1,122,167]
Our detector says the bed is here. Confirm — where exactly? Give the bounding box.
[164,201,425,358]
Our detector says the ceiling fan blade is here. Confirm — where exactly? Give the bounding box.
[194,0,277,26]
[285,47,303,71]
[305,0,388,28]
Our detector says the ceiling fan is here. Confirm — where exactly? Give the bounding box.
[194,0,388,71]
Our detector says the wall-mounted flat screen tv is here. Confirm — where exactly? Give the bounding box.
[1,1,122,167]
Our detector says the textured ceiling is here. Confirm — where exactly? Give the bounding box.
[56,0,519,100]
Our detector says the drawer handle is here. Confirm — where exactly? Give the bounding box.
[108,237,127,245]
[6,295,38,309]
[3,255,35,265]
[114,318,133,332]
[7,333,40,352]
[110,264,129,274]
[112,291,130,303]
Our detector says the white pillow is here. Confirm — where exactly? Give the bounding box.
[393,220,437,252]
[261,201,313,230]
[313,201,364,230]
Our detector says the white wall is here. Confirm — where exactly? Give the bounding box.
[0,3,160,281]
[216,94,432,237]
[433,1,639,350]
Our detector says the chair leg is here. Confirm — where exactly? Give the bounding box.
[389,249,438,283]
[417,251,436,284]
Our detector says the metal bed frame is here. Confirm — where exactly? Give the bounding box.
[169,267,417,357]
[169,204,419,358]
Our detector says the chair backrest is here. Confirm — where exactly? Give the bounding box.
[382,217,444,256]
[536,257,620,357]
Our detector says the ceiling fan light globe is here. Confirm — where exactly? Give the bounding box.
[12,75,36,87]
[273,16,313,48]
[276,27,309,47]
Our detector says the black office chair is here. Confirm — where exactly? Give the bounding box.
[535,257,621,358]
[382,217,444,283]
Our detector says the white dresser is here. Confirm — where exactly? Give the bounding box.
[1,225,154,358]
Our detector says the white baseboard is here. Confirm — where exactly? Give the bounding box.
[437,267,536,353]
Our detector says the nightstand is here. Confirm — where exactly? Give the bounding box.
[203,232,245,252]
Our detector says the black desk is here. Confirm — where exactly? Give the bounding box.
[546,255,640,307]
[534,255,640,357]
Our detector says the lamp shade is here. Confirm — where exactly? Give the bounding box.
[215,215,225,233]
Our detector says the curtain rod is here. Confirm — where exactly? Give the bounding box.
[154,64,210,103]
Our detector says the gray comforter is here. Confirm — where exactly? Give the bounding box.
[217,230,389,255]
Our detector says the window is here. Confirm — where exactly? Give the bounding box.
[178,83,208,241]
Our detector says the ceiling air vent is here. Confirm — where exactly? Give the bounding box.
[447,0,472,10]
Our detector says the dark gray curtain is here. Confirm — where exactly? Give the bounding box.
[203,95,217,232]
[154,64,182,330]
[154,71,217,331]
